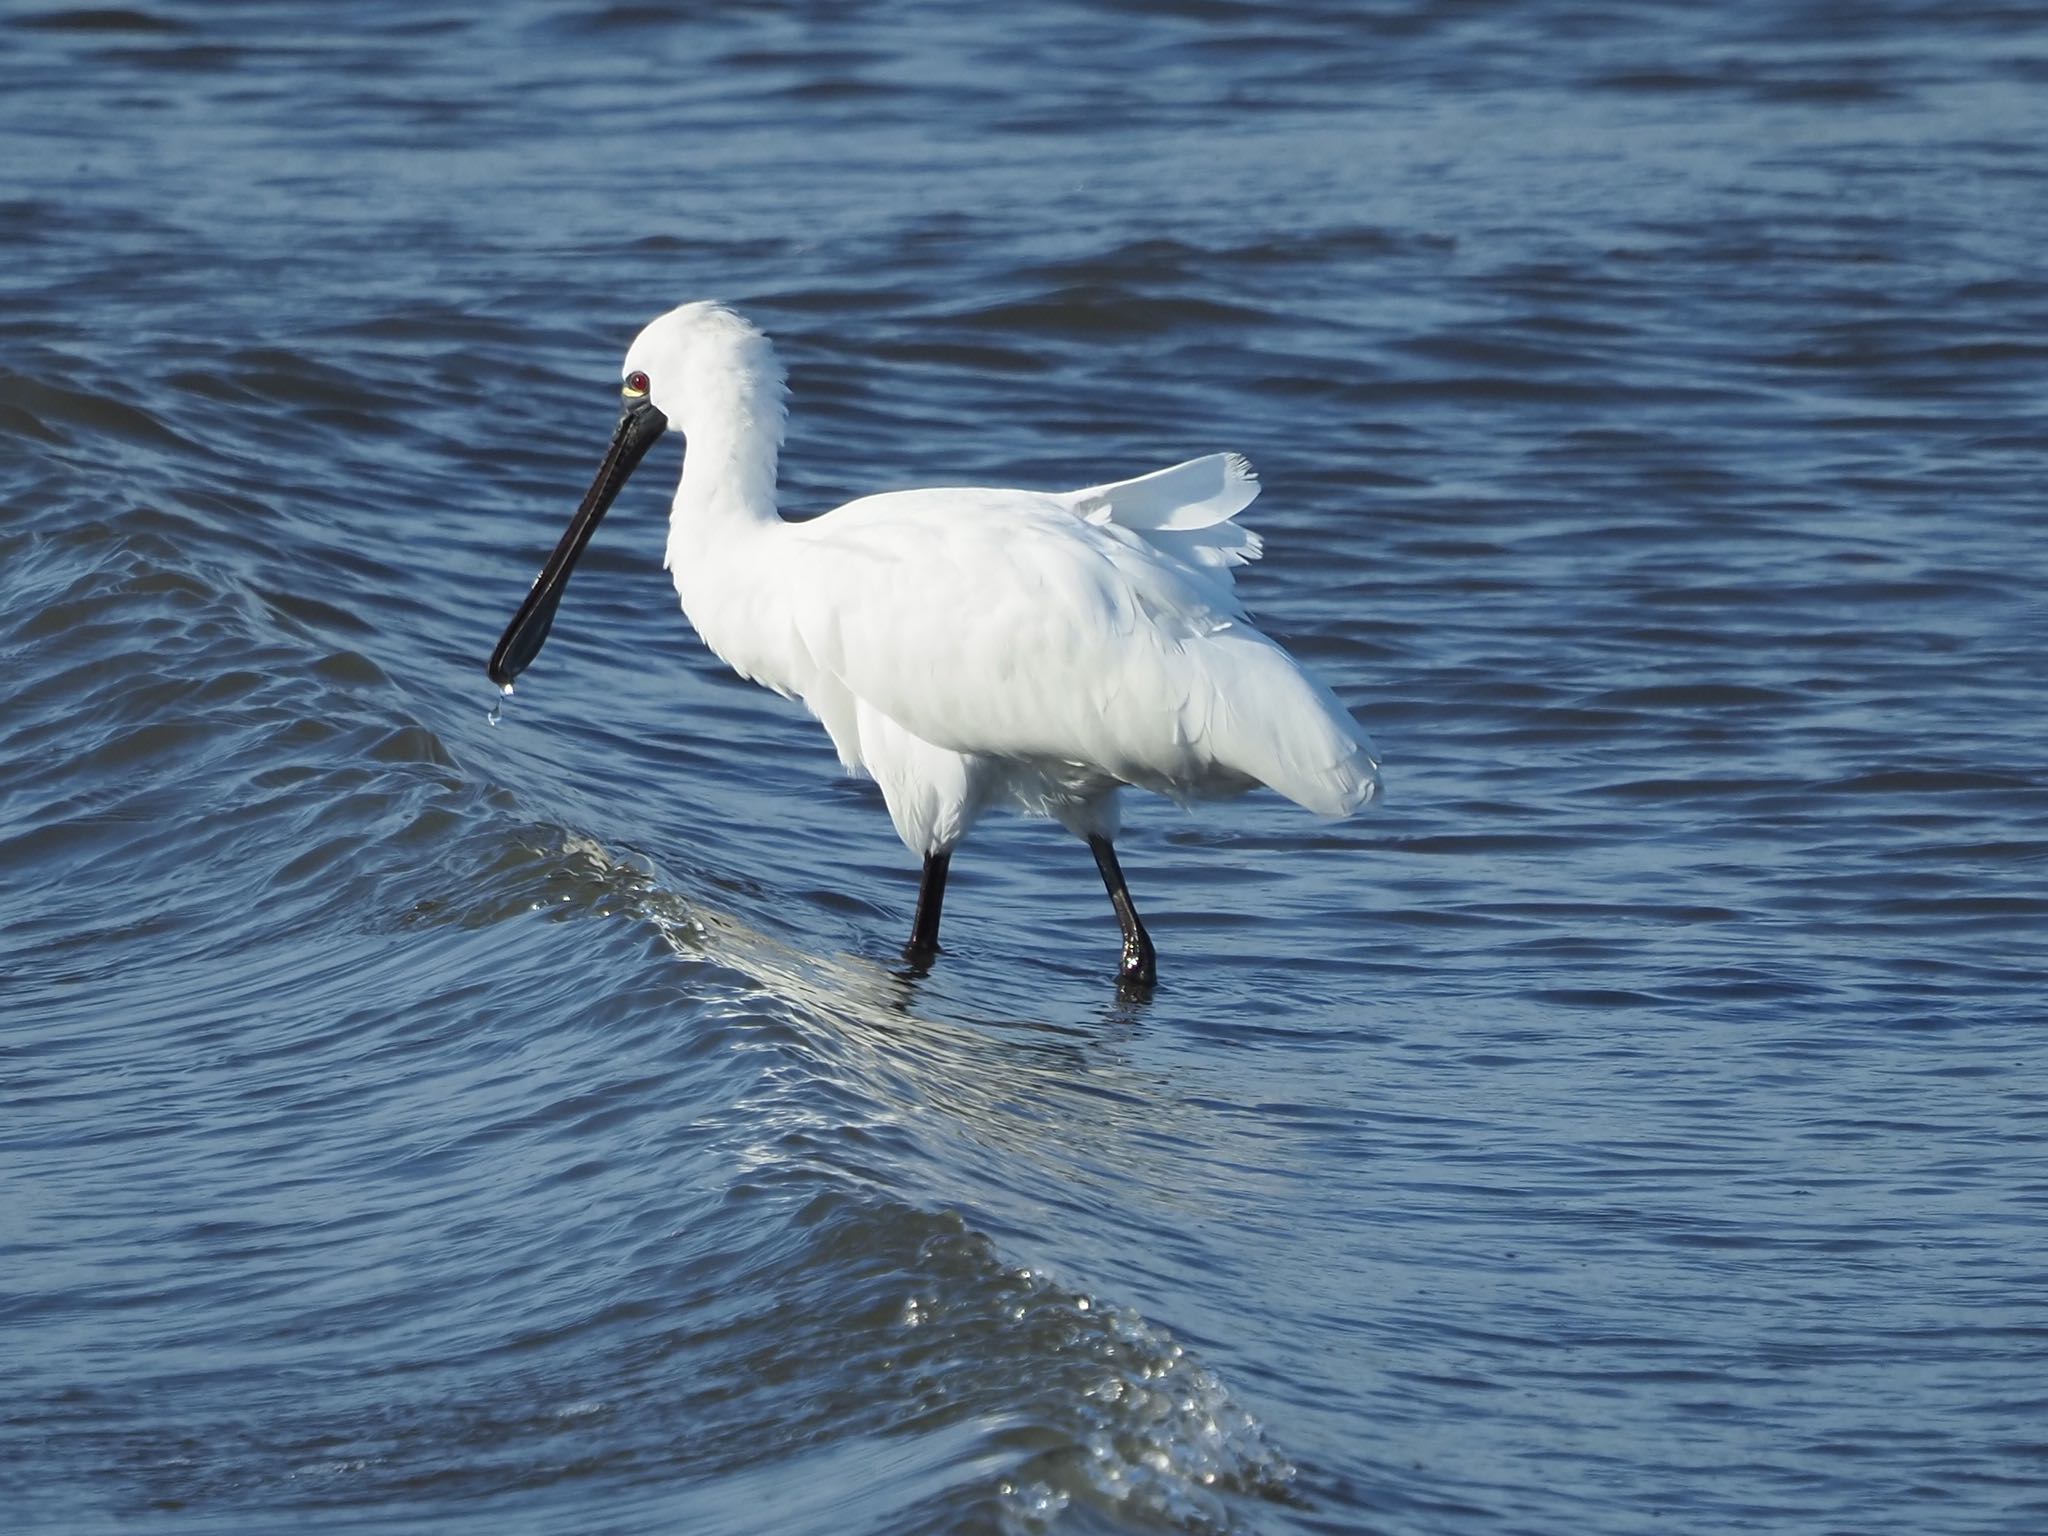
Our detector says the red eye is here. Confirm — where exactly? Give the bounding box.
[625,370,651,395]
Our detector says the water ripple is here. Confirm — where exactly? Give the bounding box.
[4,1,2047,1532]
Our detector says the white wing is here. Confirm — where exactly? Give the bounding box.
[787,468,1376,816]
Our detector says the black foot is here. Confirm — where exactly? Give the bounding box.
[1118,932,1157,990]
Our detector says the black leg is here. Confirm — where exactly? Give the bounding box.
[1088,834,1156,987]
[903,849,951,968]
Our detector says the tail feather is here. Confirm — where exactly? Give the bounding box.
[1195,631,1380,817]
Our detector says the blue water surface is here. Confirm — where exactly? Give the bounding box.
[2,3,2045,1532]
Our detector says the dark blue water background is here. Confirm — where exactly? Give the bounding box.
[3,2,2045,1531]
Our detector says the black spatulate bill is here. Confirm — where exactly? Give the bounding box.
[488,394,668,690]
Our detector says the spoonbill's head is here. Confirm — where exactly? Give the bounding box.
[487,302,783,692]
[621,301,786,441]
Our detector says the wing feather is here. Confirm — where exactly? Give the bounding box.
[1063,452,1260,530]
[781,471,1373,814]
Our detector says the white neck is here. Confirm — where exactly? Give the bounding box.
[673,367,785,525]
[662,373,800,691]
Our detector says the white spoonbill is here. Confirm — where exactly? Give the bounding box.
[489,303,1378,986]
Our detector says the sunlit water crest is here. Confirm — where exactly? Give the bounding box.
[3,2,2045,1533]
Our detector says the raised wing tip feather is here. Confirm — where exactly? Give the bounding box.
[1069,452,1262,532]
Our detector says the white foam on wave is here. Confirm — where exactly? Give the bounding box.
[966,1259,1296,1533]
